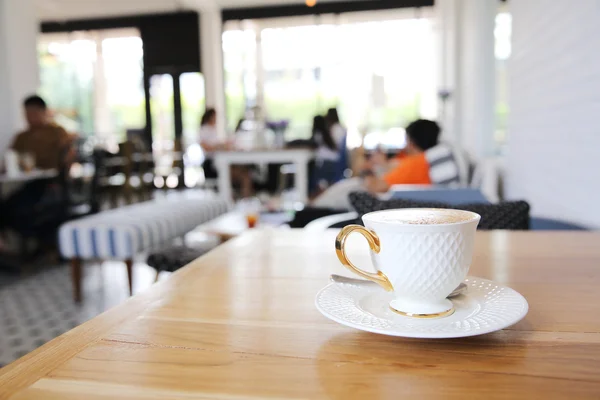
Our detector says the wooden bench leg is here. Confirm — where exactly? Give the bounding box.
[125,259,133,296]
[71,258,82,302]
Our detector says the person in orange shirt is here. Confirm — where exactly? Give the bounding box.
[311,119,441,209]
[364,119,439,193]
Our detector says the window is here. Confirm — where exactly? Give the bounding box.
[495,12,512,149]
[180,72,205,147]
[38,29,145,145]
[223,28,256,132]
[223,10,437,147]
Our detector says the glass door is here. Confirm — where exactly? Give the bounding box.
[38,28,145,149]
[149,74,176,187]
[148,72,206,188]
[180,72,205,187]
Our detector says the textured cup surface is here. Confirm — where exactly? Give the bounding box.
[363,208,480,315]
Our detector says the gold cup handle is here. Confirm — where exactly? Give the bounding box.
[335,225,393,292]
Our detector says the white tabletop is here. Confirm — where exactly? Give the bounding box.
[213,148,313,163]
[0,169,58,184]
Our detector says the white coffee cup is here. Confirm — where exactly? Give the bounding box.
[335,208,480,318]
[4,150,20,177]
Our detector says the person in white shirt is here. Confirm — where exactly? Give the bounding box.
[199,108,252,197]
[199,108,222,179]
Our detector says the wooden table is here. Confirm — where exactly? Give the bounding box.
[213,149,313,203]
[1,230,600,399]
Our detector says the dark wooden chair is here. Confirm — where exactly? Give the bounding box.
[10,141,102,266]
[97,146,128,209]
[58,142,103,220]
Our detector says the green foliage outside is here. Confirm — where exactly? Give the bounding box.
[39,49,95,135]
[495,102,509,144]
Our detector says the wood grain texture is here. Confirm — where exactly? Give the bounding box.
[2,230,600,399]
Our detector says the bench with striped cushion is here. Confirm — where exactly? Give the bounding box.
[58,191,229,301]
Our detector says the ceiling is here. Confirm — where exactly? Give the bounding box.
[35,0,340,21]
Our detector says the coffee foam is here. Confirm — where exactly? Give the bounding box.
[366,209,475,225]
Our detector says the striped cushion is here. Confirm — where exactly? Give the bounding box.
[425,144,460,185]
[59,191,229,259]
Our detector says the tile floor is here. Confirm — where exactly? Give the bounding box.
[0,206,285,369]
[0,260,160,368]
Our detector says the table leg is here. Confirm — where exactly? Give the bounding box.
[216,160,233,201]
[71,258,82,302]
[294,159,309,204]
[125,259,133,296]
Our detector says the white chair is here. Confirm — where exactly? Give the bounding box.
[304,212,358,231]
[470,157,502,203]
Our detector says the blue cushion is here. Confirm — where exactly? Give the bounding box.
[530,218,587,231]
[390,188,489,205]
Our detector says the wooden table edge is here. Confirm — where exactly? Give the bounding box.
[0,264,199,400]
[3,230,600,398]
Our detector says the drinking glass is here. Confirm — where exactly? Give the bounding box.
[238,197,262,228]
[20,153,35,172]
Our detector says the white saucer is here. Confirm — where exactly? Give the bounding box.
[315,276,528,338]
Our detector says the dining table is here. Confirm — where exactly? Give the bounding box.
[0,229,599,399]
[0,169,58,184]
[197,210,293,242]
[213,148,313,203]
[0,169,59,198]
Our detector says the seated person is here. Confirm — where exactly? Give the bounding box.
[364,119,439,193]
[310,115,340,195]
[199,108,224,179]
[0,95,75,232]
[312,119,441,209]
[325,108,346,150]
[199,108,253,198]
[11,95,74,170]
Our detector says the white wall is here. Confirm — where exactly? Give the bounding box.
[200,8,227,139]
[0,0,39,154]
[435,0,460,144]
[457,0,496,159]
[506,0,600,228]
[435,0,496,160]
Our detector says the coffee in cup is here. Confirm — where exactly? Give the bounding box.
[335,208,480,318]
